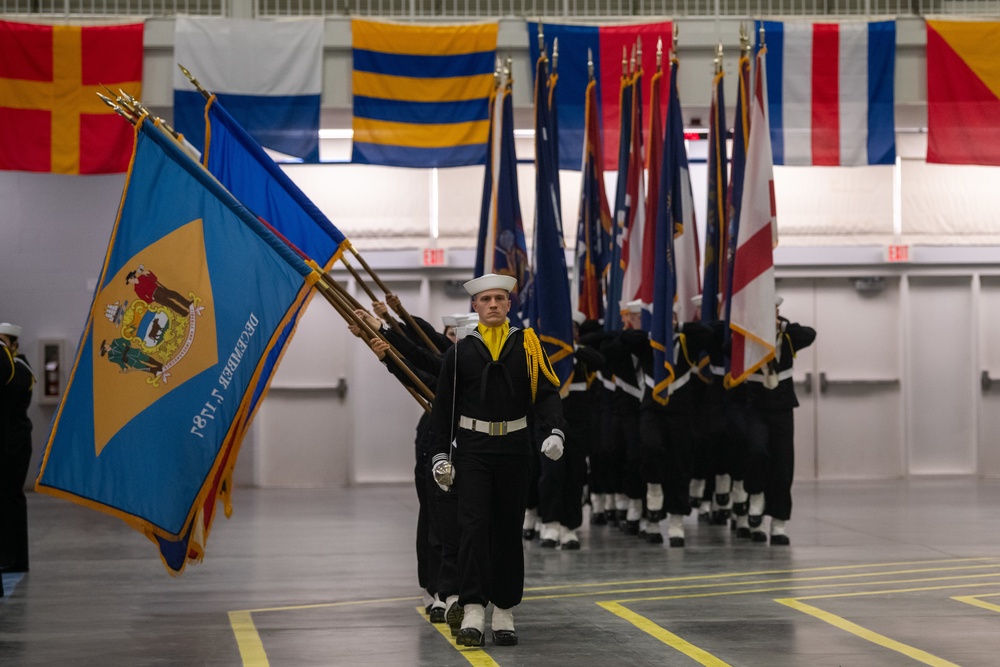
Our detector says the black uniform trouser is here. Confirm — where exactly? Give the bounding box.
[693,400,728,481]
[610,403,643,500]
[431,486,460,600]
[743,408,795,521]
[724,403,751,483]
[639,410,692,515]
[0,438,31,570]
[588,395,618,496]
[538,428,588,529]
[414,448,436,595]
[455,441,530,609]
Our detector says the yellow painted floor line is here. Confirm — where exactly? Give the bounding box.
[522,557,996,594]
[229,610,269,667]
[418,606,502,667]
[775,598,961,667]
[525,563,1000,602]
[951,593,1000,613]
[598,601,731,667]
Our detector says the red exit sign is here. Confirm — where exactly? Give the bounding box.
[422,248,446,266]
[886,244,909,262]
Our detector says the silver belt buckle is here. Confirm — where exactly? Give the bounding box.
[489,421,506,436]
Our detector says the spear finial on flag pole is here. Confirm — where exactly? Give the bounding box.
[178,64,212,101]
[552,37,558,72]
[716,43,724,74]
[587,48,595,81]
[538,23,546,59]
[622,46,628,76]
[672,23,679,60]
[656,37,663,71]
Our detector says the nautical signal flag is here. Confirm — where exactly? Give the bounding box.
[528,21,672,172]
[926,20,1000,166]
[351,19,498,168]
[35,118,319,575]
[0,20,143,174]
[757,20,896,166]
[173,17,324,163]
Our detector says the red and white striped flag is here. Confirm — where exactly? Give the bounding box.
[728,45,777,386]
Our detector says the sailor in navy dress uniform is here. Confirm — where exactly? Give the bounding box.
[430,274,566,647]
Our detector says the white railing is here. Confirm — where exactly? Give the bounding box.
[1,0,997,20]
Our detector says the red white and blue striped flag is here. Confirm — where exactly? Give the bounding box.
[757,20,895,166]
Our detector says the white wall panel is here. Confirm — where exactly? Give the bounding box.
[906,276,975,475]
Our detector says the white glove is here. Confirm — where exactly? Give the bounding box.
[431,458,455,492]
[541,432,564,461]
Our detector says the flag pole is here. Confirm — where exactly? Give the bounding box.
[177,65,440,354]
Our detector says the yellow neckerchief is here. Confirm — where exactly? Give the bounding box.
[477,321,511,361]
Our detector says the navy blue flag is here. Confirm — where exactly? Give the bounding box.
[526,50,574,388]
[476,71,532,321]
[702,67,728,322]
[604,71,634,333]
[649,57,686,405]
[575,74,612,322]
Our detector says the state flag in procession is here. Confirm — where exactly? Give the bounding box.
[475,66,532,322]
[723,46,752,338]
[575,62,613,322]
[648,52,686,405]
[527,41,575,388]
[35,118,321,574]
[619,49,647,320]
[637,52,665,328]
[727,38,778,387]
[173,17,323,163]
[668,58,701,325]
[759,19,896,166]
[702,62,728,322]
[0,20,143,174]
[603,52,635,333]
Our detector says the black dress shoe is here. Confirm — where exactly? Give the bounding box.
[715,493,730,506]
[748,514,763,528]
[591,512,607,525]
[646,532,664,545]
[429,606,446,623]
[736,527,751,539]
[751,530,767,543]
[456,628,484,647]
[561,539,581,550]
[732,501,749,516]
[446,604,464,636]
[623,520,640,535]
[668,536,685,548]
[539,538,558,548]
[770,534,790,546]
[492,629,518,646]
[522,528,537,540]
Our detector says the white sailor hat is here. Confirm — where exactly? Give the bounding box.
[0,322,22,338]
[456,312,479,326]
[442,314,459,327]
[691,294,703,308]
[464,273,517,296]
[775,295,784,307]
[572,310,586,325]
[624,299,643,314]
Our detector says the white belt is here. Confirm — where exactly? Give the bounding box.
[568,382,588,392]
[645,369,692,394]
[747,368,794,383]
[614,376,644,400]
[709,364,725,377]
[459,415,527,436]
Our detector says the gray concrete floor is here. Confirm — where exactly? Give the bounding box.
[3,478,1000,666]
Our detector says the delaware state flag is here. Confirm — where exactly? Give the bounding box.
[35,118,318,574]
[757,20,895,166]
[173,17,323,163]
[0,20,143,174]
[528,21,671,171]
[927,20,1000,165]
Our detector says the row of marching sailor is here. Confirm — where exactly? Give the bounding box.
[523,293,815,547]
